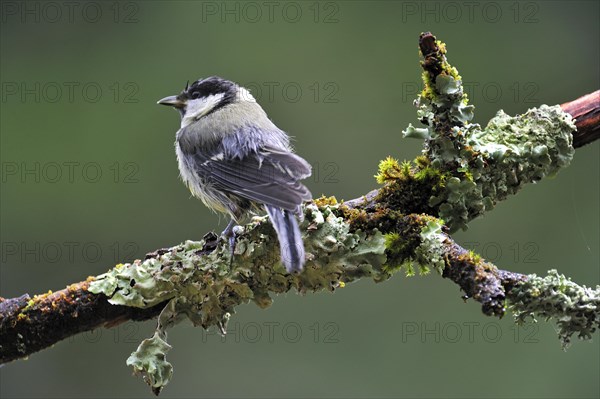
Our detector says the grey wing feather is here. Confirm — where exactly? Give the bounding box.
[190,144,312,213]
[262,149,312,180]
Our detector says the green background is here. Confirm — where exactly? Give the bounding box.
[1,1,598,397]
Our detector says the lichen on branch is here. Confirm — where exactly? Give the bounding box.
[88,200,460,394]
[508,270,600,349]
[393,32,577,231]
[88,203,390,393]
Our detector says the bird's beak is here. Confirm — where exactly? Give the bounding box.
[157,95,185,108]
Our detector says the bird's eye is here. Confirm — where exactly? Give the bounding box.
[191,91,200,99]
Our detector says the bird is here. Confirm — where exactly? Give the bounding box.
[158,76,312,272]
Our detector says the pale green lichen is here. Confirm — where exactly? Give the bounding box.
[302,204,387,285]
[410,73,475,133]
[403,124,431,140]
[508,270,600,349]
[431,105,576,231]
[414,219,446,275]
[126,331,173,395]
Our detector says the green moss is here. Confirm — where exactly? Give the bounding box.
[18,291,53,317]
[383,232,412,275]
[375,156,402,184]
[338,205,369,231]
[467,250,482,263]
[380,215,446,277]
[313,195,338,207]
[414,164,448,185]
[400,160,411,177]
[24,299,35,311]
[414,156,432,171]
[373,157,450,218]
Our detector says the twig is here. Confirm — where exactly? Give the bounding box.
[0,281,167,364]
[561,90,600,148]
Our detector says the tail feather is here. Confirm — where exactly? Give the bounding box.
[265,205,305,272]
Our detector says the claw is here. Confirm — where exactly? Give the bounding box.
[221,219,237,265]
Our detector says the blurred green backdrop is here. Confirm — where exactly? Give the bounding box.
[1,1,598,398]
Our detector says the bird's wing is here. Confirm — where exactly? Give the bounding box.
[190,145,312,212]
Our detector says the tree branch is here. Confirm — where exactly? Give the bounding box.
[561,90,600,148]
[1,32,599,395]
[0,280,167,364]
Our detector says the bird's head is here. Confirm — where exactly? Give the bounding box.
[158,76,256,126]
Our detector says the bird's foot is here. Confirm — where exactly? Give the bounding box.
[221,220,238,265]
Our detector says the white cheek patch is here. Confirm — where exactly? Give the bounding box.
[182,93,225,127]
